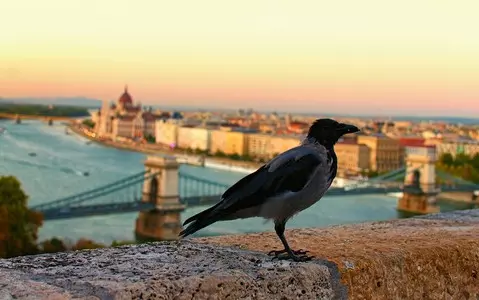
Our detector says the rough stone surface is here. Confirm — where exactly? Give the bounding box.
[1,209,479,299]
[416,208,479,222]
[198,209,479,300]
[0,241,345,300]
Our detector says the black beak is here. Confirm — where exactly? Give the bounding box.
[337,123,360,135]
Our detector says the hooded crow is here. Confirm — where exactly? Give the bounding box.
[179,118,360,261]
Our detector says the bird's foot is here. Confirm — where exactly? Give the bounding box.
[267,249,313,262]
[268,248,308,256]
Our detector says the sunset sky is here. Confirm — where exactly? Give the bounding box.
[1,0,479,116]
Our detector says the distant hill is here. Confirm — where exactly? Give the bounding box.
[0,97,101,108]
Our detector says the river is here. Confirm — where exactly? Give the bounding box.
[0,120,469,244]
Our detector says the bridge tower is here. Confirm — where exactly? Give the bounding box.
[397,145,440,214]
[135,155,186,241]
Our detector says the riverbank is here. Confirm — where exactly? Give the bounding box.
[0,103,89,120]
[63,124,479,202]
[68,123,262,172]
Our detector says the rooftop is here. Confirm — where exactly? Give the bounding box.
[118,85,133,105]
[398,137,426,147]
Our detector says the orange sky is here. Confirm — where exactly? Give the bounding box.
[1,0,479,116]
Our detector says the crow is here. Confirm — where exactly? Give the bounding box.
[179,118,360,261]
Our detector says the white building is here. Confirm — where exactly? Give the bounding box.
[155,121,179,147]
[436,141,479,157]
[177,126,211,151]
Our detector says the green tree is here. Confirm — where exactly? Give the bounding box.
[454,153,470,166]
[0,103,89,117]
[214,150,226,157]
[185,147,194,154]
[40,237,68,253]
[72,238,105,250]
[229,153,241,160]
[241,154,253,162]
[145,134,155,143]
[82,119,95,129]
[471,153,479,170]
[193,148,207,155]
[436,153,479,184]
[0,176,43,258]
[439,153,454,166]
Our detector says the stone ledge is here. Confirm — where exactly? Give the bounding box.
[0,241,345,300]
[197,209,479,300]
[0,209,478,300]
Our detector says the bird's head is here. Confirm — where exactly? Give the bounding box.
[307,118,360,148]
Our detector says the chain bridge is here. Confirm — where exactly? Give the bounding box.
[30,147,479,222]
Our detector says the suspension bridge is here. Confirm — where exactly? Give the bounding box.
[29,155,479,221]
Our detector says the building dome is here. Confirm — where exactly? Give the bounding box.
[118,85,133,105]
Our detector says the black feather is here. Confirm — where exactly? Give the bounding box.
[182,201,221,226]
[179,152,323,238]
[327,150,338,182]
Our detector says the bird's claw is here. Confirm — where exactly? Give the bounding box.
[292,249,310,255]
[268,248,309,256]
[290,254,314,262]
[267,249,313,262]
[268,249,286,256]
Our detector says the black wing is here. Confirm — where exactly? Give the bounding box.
[221,150,322,210]
[179,147,324,237]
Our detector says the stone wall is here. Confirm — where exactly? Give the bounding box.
[439,191,475,203]
[1,209,479,299]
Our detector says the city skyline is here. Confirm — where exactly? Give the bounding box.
[2,0,479,116]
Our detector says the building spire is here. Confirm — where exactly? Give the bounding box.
[124,84,128,93]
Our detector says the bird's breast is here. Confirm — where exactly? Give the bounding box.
[283,168,333,215]
[259,163,334,222]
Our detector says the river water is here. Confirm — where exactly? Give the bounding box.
[0,120,468,244]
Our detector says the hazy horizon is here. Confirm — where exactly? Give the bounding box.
[2,96,479,121]
[2,0,479,117]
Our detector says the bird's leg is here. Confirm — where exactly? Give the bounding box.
[267,221,313,262]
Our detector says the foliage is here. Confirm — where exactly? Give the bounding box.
[440,153,454,165]
[145,134,156,143]
[193,148,208,155]
[214,150,226,157]
[37,237,135,255]
[0,176,133,258]
[175,146,255,163]
[184,147,194,154]
[0,176,43,258]
[111,240,137,247]
[241,154,253,161]
[472,153,479,170]
[71,238,105,250]
[40,237,68,253]
[82,119,95,129]
[360,170,380,178]
[437,153,479,184]
[210,150,253,162]
[0,103,90,117]
[229,153,241,160]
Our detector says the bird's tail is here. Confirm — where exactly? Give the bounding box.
[179,204,220,238]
